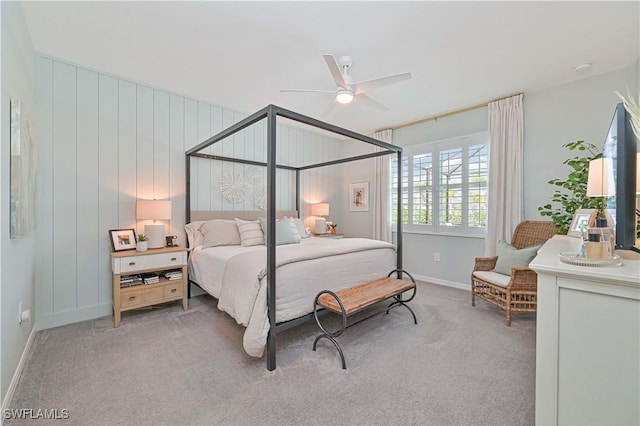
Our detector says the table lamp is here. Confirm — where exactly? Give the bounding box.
[311,203,329,234]
[136,200,172,249]
[586,157,615,226]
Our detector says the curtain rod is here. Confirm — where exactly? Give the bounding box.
[390,93,524,131]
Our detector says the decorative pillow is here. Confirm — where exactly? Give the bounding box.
[493,241,542,276]
[200,219,241,248]
[235,219,265,247]
[291,217,309,238]
[282,217,302,242]
[184,221,205,248]
[258,217,300,246]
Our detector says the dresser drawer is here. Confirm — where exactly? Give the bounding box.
[113,251,186,273]
[143,286,165,303]
[164,282,183,298]
[120,289,143,308]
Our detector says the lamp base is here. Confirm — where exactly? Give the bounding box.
[315,218,327,234]
[144,224,165,249]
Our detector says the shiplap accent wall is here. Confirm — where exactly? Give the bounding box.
[35,55,343,329]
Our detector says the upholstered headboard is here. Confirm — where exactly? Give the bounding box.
[190,210,298,223]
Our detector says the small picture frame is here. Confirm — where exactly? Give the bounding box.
[567,209,596,238]
[109,228,137,251]
[349,182,369,212]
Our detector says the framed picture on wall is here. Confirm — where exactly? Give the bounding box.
[109,229,137,252]
[349,182,369,212]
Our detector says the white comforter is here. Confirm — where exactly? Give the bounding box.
[189,238,396,357]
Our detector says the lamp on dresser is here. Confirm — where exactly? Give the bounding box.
[311,203,330,234]
[586,157,615,226]
[136,199,172,249]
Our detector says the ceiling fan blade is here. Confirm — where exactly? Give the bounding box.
[280,89,335,93]
[352,72,412,95]
[322,54,348,88]
[354,93,388,111]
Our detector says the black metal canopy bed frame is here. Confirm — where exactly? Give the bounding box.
[185,104,403,370]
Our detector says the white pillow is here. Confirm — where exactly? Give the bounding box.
[291,217,309,238]
[258,217,300,245]
[235,219,265,247]
[185,221,205,248]
[283,217,302,242]
[200,219,241,247]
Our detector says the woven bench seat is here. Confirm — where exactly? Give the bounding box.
[313,269,417,369]
[317,277,416,316]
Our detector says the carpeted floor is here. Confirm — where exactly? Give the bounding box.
[7,282,536,425]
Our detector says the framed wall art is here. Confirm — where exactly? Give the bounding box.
[349,182,369,212]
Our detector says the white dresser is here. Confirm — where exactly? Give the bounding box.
[530,235,640,425]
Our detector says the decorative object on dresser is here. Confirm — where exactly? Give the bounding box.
[538,140,602,235]
[329,223,338,234]
[136,199,172,249]
[567,209,596,238]
[471,220,557,326]
[111,246,188,327]
[349,182,369,211]
[311,203,330,234]
[108,228,137,252]
[136,234,148,252]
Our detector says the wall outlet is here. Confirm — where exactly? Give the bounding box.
[434,252,441,262]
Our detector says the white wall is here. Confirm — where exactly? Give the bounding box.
[0,0,36,406]
[34,56,343,329]
[523,66,638,219]
[364,65,639,289]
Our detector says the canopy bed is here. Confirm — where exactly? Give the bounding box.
[185,105,404,370]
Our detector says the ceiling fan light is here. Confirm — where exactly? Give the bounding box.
[336,89,354,104]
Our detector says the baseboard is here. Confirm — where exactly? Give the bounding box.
[38,303,112,330]
[1,325,37,420]
[412,273,470,292]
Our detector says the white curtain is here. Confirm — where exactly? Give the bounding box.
[485,94,524,255]
[372,129,393,242]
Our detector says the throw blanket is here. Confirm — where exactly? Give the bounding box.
[215,238,396,357]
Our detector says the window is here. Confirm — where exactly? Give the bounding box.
[391,132,488,235]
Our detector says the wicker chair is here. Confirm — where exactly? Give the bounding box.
[472,221,558,326]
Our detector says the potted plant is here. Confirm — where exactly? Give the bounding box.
[329,223,338,235]
[136,234,148,252]
[538,140,603,234]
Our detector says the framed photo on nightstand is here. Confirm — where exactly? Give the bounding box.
[109,228,137,251]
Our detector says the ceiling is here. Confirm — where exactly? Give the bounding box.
[20,1,640,135]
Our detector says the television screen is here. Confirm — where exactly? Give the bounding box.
[602,103,638,251]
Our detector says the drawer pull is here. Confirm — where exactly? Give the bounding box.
[171,257,177,261]
[129,262,136,266]
[129,296,136,301]
[171,288,177,293]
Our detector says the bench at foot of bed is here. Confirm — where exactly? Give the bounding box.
[312,269,417,369]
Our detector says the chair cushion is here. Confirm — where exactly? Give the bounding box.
[493,240,541,275]
[473,270,511,288]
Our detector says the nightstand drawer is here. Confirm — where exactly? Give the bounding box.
[164,282,183,298]
[143,286,164,303]
[120,289,143,308]
[113,251,186,273]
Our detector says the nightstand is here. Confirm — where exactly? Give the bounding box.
[312,233,344,239]
[111,246,188,327]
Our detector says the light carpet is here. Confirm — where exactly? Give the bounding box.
[7,281,536,425]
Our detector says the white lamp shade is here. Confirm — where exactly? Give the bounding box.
[586,158,615,197]
[311,203,330,216]
[136,200,172,220]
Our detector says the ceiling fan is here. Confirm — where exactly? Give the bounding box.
[281,54,411,113]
